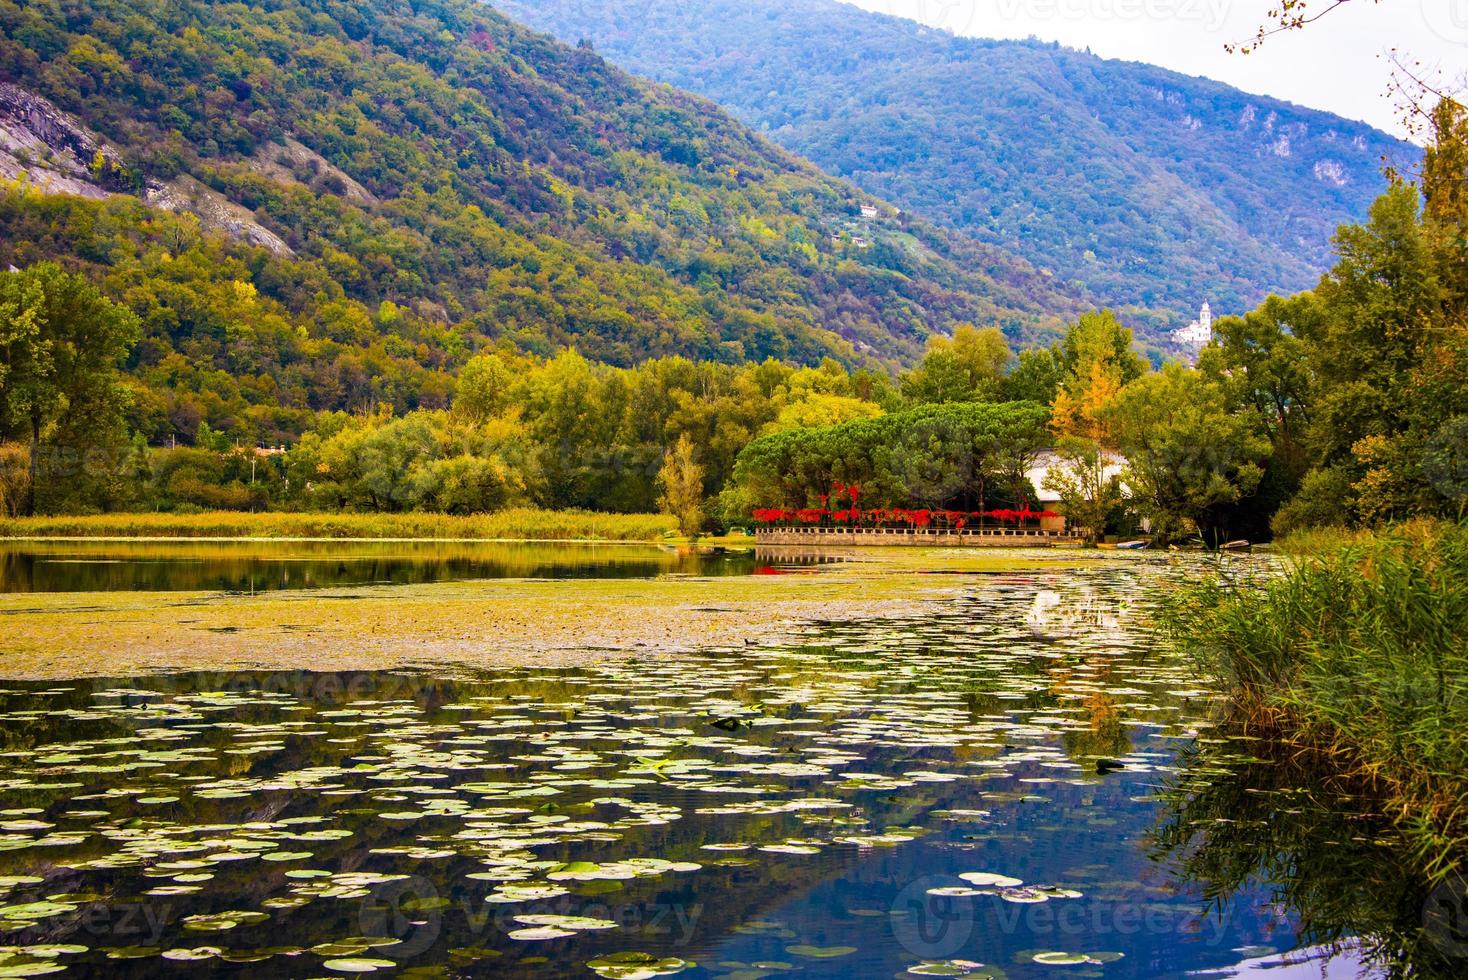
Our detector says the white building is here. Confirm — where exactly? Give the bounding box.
[1170,301,1212,351]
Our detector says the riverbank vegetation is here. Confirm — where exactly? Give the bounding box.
[0,508,676,541]
[1164,520,1468,882]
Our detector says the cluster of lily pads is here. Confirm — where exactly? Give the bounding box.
[0,562,1230,976]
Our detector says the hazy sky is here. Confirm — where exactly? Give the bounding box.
[842,0,1467,136]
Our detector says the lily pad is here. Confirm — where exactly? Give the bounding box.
[586,952,694,979]
[784,945,858,959]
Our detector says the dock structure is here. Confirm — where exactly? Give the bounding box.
[753,527,1081,547]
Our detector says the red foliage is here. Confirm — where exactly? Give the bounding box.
[751,503,1059,527]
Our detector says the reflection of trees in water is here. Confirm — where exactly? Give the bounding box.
[1152,729,1466,979]
[0,540,755,592]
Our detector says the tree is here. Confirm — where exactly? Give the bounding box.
[1043,440,1124,547]
[0,442,27,517]
[762,392,882,434]
[658,432,705,537]
[1199,293,1318,536]
[1043,310,1145,543]
[1004,346,1064,405]
[0,263,140,514]
[1050,310,1146,444]
[1105,364,1269,544]
[900,324,1012,405]
[454,351,515,424]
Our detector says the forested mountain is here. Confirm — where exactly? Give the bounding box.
[499,0,1411,326]
[0,0,1079,409]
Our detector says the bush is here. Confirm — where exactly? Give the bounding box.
[1270,465,1356,537]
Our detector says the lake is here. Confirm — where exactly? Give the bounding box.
[0,540,759,593]
[0,544,1427,978]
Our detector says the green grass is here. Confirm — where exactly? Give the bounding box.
[0,508,679,542]
[1163,519,1468,882]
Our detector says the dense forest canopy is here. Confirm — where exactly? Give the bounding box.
[500,0,1410,330]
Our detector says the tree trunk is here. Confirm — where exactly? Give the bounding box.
[24,413,39,517]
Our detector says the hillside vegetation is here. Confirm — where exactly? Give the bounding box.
[0,0,1078,402]
[501,0,1409,326]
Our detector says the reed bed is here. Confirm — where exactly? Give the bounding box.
[0,508,679,542]
[1163,519,1468,882]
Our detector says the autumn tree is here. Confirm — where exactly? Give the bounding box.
[658,432,705,537]
[1046,310,1146,542]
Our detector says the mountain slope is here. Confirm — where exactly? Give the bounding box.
[0,0,1080,375]
[497,0,1411,324]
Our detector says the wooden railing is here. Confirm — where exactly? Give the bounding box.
[753,526,1078,547]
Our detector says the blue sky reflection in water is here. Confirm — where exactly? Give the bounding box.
[0,558,1375,978]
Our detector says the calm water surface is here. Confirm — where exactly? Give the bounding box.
[0,540,759,592]
[0,551,1417,977]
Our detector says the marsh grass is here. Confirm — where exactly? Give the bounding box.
[0,508,678,541]
[1163,519,1468,881]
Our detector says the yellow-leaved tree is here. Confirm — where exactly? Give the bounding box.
[1043,311,1146,544]
[658,432,705,538]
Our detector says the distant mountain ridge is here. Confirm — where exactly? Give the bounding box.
[497,0,1412,327]
[0,0,1083,375]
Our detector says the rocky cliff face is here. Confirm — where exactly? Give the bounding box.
[0,82,293,256]
[0,82,128,198]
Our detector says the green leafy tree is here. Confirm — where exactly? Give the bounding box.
[1105,364,1269,544]
[900,324,1012,405]
[1198,292,1318,535]
[0,262,139,513]
[454,352,516,424]
[1003,346,1065,405]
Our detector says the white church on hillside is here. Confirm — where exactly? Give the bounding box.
[1171,301,1212,351]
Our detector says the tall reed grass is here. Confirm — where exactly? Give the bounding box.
[0,508,679,541]
[1163,519,1468,881]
